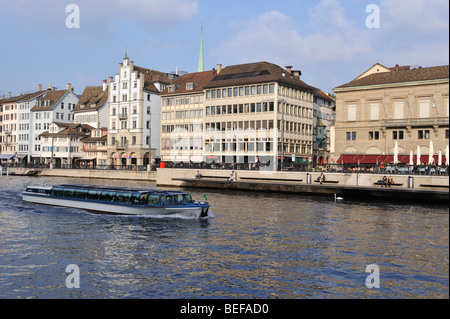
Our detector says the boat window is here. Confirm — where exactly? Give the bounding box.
[62,188,75,197]
[174,194,184,205]
[87,190,101,201]
[114,192,132,204]
[139,193,149,205]
[183,194,193,203]
[100,191,116,202]
[130,193,141,205]
[51,187,64,197]
[148,195,160,206]
[74,189,88,199]
[160,195,168,206]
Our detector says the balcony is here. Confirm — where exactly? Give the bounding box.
[116,144,128,150]
[382,117,449,128]
[119,113,128,120]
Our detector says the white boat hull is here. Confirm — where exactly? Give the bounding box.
[22,193,206,217]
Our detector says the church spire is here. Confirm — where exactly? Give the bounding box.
[197,22,204,72]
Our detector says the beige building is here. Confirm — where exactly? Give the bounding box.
[202,62,316,168]
[160,70,216,163]
[107,54,175,168]
[331,63,449,165]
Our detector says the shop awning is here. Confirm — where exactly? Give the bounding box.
[0,154,14,160]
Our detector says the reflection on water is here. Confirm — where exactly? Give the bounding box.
[0,176,448,298]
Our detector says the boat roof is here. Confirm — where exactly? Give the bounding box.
[54,184,189,195]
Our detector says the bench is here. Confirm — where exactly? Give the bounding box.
[374,182,403,187]
[197,175,229,180]
[240,177,303,183]
[419,184,449,189]
[314,179,339,184]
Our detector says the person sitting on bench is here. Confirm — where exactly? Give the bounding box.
[388,176,394,187]
[319,173,326,184]
[195,171,202,179]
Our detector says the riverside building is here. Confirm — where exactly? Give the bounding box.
[160,70,216,163]
[202,62,316,168]
[106,54,175,168]
[30,84,79,165]
[331,63,449,165]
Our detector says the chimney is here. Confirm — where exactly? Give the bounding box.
[395,64,399,71]
[103,80,107,92]
[66,83,72,91]
[38,84,42,91]
[8,92,11,98]
[217,64,223,75]
[285,66,293,74]
[292,70,301,78]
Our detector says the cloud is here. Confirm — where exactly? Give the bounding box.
[210,4,372,67]
[1,0,199,36]
[209,0,449,92]
[380,0,449,36]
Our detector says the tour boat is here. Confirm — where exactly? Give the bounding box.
[22,184,210,218]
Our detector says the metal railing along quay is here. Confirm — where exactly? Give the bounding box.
[1,162,448,176]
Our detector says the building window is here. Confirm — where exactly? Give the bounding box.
[369,131,380,140]
[347,104,357,122]
[393,130,404,140]
[370,103,379,121]
[346,132,351,140]
[418,130,430,139]
[446,129,449,139]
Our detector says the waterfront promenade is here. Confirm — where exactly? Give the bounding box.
[4,167,448,205]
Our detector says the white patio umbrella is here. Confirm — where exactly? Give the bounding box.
[446,145,449,166]
[416,145,421,165]
[438,150,442,166]
[409,150,414,166]
[393,141,399,164]
[428,141,434,165]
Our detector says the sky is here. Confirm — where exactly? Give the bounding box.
[0,0,448,97]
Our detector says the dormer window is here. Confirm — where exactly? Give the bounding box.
[186,83,194,91]
[168,85,176,93]
[91,103,96,108]
[80,104,85,108]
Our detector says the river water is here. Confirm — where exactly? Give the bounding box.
[0,175,448,299]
